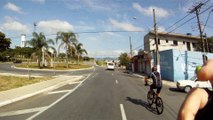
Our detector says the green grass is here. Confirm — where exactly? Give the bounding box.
[14,63,91,70]
[96,60,106,66]
[0,75,52,91]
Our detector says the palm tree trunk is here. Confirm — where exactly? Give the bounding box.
[38,59,41,68]
[66,45,68,68]
[78,54,80,65]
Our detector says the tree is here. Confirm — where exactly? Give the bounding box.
[118,53,131,67]
[14,46,34,58]
[195,36,213,53]
[27,32,55,68]
[56,31,77,68]
[73,42,88,64]
[0,32,11,52]
[207,37,213,53]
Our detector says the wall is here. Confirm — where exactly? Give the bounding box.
[159,49,213,82]
[159,50,174,81]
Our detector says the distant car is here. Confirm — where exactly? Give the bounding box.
[107,62,115,70]
[176,76,212,93]
[13,59,22,63]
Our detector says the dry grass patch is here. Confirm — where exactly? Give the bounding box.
[0,75,51,92]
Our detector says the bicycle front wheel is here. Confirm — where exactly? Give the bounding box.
[155,97,164,114]
[147,92,154,105]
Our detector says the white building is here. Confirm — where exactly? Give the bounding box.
[20,34,26,48]
[131,32,201,74]
[144,32,200,52]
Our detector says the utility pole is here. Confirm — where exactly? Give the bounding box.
[190,3,207,64]
[129,36,133,58]
[153,9,160,72]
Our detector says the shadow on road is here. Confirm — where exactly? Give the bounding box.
[126,97,159,115]
[169,87,185,93]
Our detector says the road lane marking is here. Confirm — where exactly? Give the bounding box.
[68,81,81,85]
[26,73,93,120]
[120,104,127,120]
[116,80,119,84]
[0,106,47,117]
[112,73,114,76]
[48,90,72,95]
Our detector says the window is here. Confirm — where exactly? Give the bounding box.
[166,39,168,43]
[173,41,178,46]
[183,41,185,44]
[158,38,160,44]
[187,42,191,51]
[192,43,196,48]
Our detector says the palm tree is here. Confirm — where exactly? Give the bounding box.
[73,42,87,65]
[27,32,55,68]
[56,31,77,68]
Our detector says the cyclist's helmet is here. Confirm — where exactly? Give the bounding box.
[195,66,202,75]
[152,65,157,72]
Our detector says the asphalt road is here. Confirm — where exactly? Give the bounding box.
[0,66,187,120]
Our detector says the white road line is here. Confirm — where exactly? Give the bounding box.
[68,81,81,85]
[120,104,127,120]
[112,73,114,76]
[26,73,93,120]
[48,90,72,95]
[0,106,47,117]
[116,80,119,84]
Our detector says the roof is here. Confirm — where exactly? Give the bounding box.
[146,31,200,40]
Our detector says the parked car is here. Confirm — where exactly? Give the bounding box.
[107,62,115,70]
[176,76,212,93]
[13,59,22,63]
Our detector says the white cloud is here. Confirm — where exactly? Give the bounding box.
[65,0,117,12]
[4,2,23,14]
[109,19,143,31]
[32,0,45,4]
[75,22,95,31]
[158,26,166,32]
[0,16,29,34]
[37,20,74,34]
[133,3,171,18]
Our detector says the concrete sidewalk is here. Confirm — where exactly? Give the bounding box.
[0,75,84,107]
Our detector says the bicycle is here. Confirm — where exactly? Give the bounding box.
[147,90,164,114]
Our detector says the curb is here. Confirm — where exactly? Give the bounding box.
[0,76,84,107]
[12,65,94,72]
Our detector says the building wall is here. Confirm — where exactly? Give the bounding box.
[159,49,213,82]
[159,50,174,81]
[144,32,200,53]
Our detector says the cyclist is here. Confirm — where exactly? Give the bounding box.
[147,65,162,97]
[178,59,213,120]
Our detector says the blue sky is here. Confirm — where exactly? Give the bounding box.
[0,0,213,58]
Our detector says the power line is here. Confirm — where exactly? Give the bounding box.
[202,9,213,32]
[165,13,191,31]
[166,4,213,34]
[8,30,144,39]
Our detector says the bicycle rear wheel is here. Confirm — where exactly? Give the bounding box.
[147,91,154,105]
[155,97,164,114]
